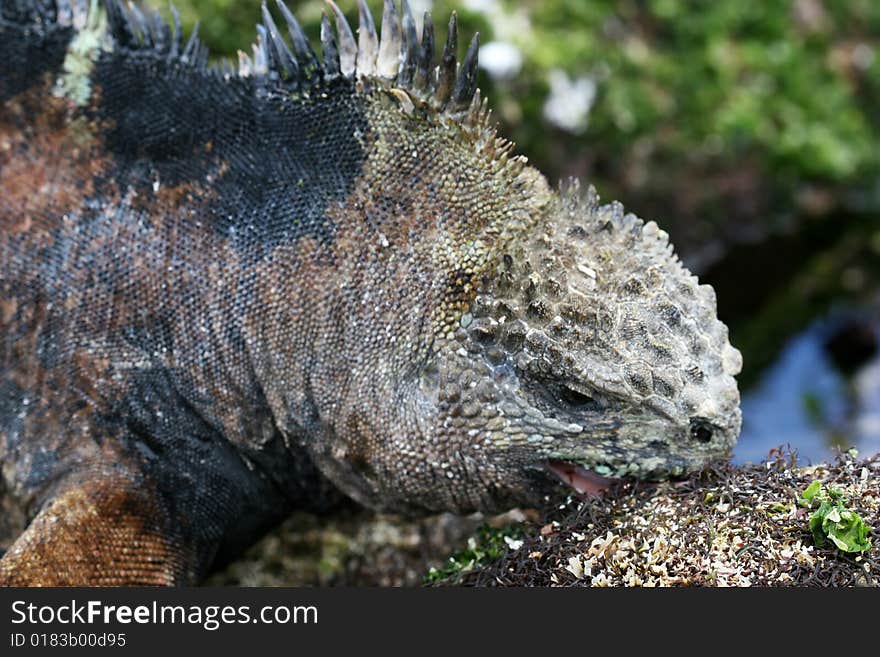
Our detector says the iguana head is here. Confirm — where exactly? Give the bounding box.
[323,174,743,514]
[421,184,742,510]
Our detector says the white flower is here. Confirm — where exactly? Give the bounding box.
[479,41,523,80]
[542,69,597,134]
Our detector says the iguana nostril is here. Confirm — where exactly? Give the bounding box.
[690,419,714,443]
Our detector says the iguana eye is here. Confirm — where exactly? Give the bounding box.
[520,376,605,417]
[548,382,604,413]
[558,385,597,408]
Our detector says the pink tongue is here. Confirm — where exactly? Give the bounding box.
[547,460,615,496]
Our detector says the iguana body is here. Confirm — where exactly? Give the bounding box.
[0,0,742,585]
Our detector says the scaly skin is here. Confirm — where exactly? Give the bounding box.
[0,0,741,585]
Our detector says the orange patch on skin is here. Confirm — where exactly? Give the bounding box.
[0,475,192,586]
[0,297,16,323]
[0,78,109,234]
[128,153,226,221]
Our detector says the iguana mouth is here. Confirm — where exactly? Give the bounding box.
[546,460,617,496]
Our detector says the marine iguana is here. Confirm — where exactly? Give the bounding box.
[0,0,743,585]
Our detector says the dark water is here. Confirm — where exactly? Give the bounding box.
[689,207,880,465]
[734,314,880,464]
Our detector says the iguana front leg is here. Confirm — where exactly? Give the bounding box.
[0,473,196,586]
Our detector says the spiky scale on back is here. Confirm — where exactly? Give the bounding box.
[0,0,741,584]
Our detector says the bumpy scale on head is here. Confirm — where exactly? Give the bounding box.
[429,183,743,507]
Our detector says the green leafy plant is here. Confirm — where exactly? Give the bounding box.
[798,481,872,553]
[424,524,524,584]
